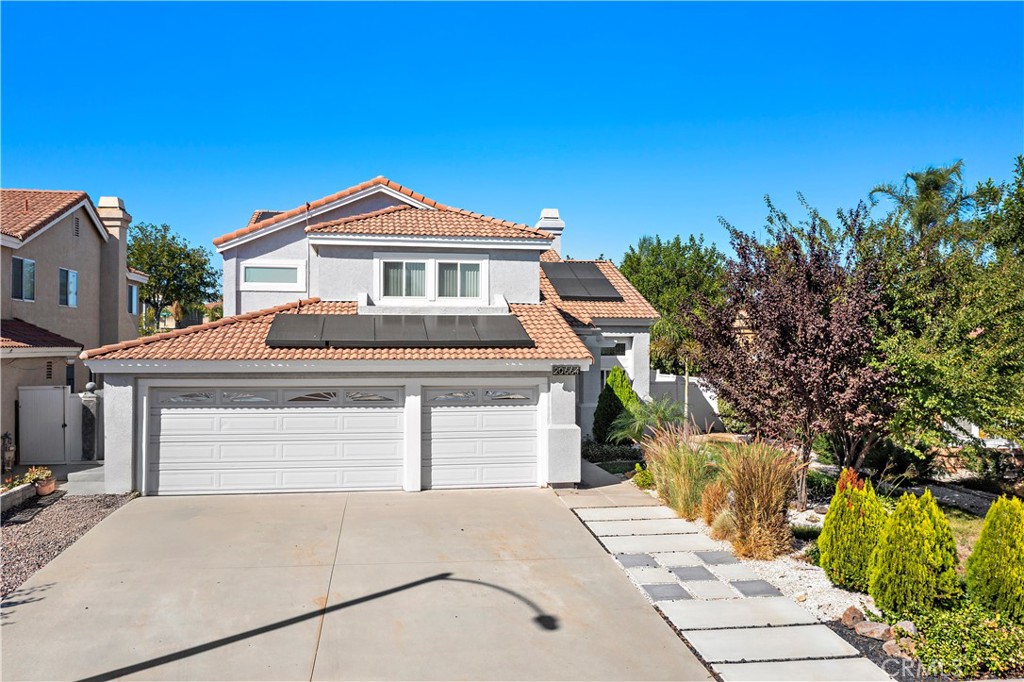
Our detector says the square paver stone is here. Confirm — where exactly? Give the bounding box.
[642,583,692,601]
[575,506,678,522]
[615,553,657,568]
[660,597,817,630]
[682,580,738,599]
[587,519,701,536]
[707,563,760,581]
[600,534,719,554]
[670,565,716,581]
[627,566,678,583]
[685,624,859,663]
[651,552,702,567]
[730,580,783,597]
[714,659,890,682]
[694,550,738,565]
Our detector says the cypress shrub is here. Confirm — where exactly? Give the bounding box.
[817,468,886,592]
[919,489,962,602]
[592,367,639,443]
[966,496,1024,621]
[869,492,946,613]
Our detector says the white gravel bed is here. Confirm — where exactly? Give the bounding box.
[1,493,133,598]
[742,553,876,621]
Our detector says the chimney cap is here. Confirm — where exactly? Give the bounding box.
[540,208,560,220]
[97,196,125,209]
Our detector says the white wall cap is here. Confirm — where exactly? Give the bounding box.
[97,196,125,210]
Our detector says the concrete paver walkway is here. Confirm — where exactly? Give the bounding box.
[557,462,891,682]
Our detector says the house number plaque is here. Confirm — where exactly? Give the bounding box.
[552,365,580,376]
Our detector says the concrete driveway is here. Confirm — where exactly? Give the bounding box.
[1,488,712,681]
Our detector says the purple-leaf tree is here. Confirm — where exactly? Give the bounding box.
[690,199,892,509]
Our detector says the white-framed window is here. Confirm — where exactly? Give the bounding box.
[381,260,427,298]
[239,260,306,292]
[59,268,78,307]
[11,256,35,302]
[437,262,481,298]
[127,283,139,315]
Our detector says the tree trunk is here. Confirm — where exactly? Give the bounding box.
[796,439,812,511]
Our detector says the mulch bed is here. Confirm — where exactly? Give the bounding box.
[825,621,953,682]
[1,492,134,599]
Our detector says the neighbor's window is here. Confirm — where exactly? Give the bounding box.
[11,257,35,301]
[382,261,426,297]
[437,262,480,298]
[243,266,298,284]
[127,284,139,315]
[59,268,78,307]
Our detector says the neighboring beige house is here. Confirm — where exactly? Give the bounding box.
[1,189,147,463]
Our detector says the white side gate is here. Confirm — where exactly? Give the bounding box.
[18,386,83,464]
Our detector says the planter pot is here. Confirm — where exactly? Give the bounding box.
[35,477,56,496]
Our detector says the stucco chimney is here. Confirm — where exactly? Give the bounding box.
[97,196,133,345]
[535,208,565,256]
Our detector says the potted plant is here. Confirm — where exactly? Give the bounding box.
[27,466,55,496]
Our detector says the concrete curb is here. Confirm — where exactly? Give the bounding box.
[1,483,38,512]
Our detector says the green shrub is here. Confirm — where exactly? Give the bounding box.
[631,463,655,490]
[908,601,1024,678]
[806,469,838,497]
[966,496,1024,621]
[804,540,821,566]
[868,492,959,613]
[581,440,641,463]
[592,367,639,443]
[710,508,736,540]
[818,469,887,592]
[920,489,962,602]
[643,425,716,520]
[608,395,685,444]
[716,399,749,434]
[717,441,800,559]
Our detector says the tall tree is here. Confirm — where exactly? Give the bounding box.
[690,200,892,509]
[620,235,726,421]
[128,222,220,331]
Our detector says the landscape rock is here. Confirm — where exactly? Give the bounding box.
[882,636,917,659]
[794,592,808,602]
[854,620,892,641]
[806,513,820,523]
[813,505,829,515]
[841,605,866,628]
[894,620,918,636]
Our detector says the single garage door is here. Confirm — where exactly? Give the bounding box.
[148,387,404,494]
[422,387,539,489]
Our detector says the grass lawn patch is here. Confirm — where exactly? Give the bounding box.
[941,505,984,571]
[597,460,637,475]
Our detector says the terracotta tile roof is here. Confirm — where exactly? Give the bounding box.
[1,319,82,350]
[1,189,90,241]
[307,205,550,241]
[216,177,551,247]
[248,210,282,225]
[82,298,591,362]
[127,267,150,278]
[540,249,562,262]
[540,260,660,327]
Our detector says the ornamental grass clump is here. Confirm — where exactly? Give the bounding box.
[642,425,716,520]
[716,441,801,559]
[966,496,1024,621]
[868,491,960,613]
[700,479,730,525]
[817,468,887,592]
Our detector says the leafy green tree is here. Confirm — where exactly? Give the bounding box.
[128,222,220,331]
[620,235,726,420]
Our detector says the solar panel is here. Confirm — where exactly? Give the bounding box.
[541,261,624,301]
[265,314,326,348]
[269,314,535,349]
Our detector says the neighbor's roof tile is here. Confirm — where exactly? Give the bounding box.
[540,260,660,327]
[82,298,591,362]
[1,319,82,349]
[1,189,90,241]
[307,204,550,241]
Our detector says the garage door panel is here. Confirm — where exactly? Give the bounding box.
[150,414,219,436]
[156,443,220,462]
[480,412,537,430]
[219,442,279,460]
[278,415,342,432]
[218,414,281,433]
[340,413,402,432]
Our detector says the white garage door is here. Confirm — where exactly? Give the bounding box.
[422,387,539,489]
[148,387,404,495]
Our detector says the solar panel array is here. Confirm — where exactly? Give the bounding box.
[266,314,535,349]
[540,262,624,301]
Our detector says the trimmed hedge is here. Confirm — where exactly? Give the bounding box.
[581,441,641,463]
[817,469,886,592]
[966,496,1024,621]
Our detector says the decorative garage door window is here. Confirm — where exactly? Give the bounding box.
[222,390,275,403]
[425,388,537,406]
[156,388,403,408]
[285,390,338,403]
[344,389,399,404]
[160,391,214,404]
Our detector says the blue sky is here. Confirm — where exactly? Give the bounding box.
[2,2,1021,262]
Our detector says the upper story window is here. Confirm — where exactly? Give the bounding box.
[11,257,35,302]
[382,261,426,298]
[127,284,140,315]
[59,268,78,307]
[437,262,480,298]
[239,260,305,292]
[600,342,628,356]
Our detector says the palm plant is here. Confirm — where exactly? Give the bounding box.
[869,160,975,243]
[608,395,686,444]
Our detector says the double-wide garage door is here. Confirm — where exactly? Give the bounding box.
[148,385,538,495]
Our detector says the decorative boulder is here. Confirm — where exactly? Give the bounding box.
[894,620,918,637]
[882,637,916,659]
[854,621,892,640]
[841,606,866,628]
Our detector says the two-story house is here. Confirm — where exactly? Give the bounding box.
[1,190,146,464]
[83,177,657,495]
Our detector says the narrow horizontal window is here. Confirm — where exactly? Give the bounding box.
[244,266,298,284]
[286,391,337,403]
[600,342,627,356]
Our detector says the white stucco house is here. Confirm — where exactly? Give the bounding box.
[83,177,658,495]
